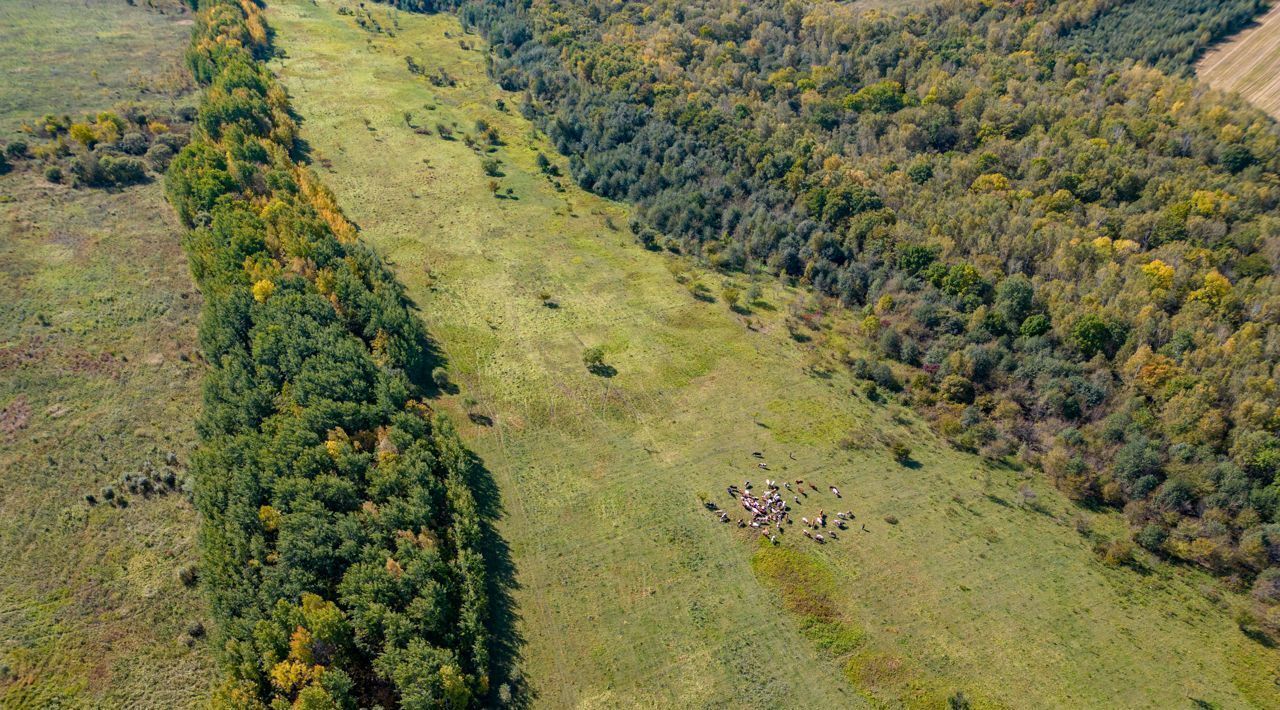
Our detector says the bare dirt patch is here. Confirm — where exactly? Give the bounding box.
[1,395,31,440]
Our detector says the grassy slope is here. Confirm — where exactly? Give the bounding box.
[268,1,1280,707]
[1197,3,1280,120]
[0,1,213,707]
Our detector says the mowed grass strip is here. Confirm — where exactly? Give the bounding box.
[268,1,1280,707]
[1198,3,1280,119]
[0,2,212,707]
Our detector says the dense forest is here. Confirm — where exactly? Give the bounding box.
[378,0,1280,629]
[167,1,492,706]
[1056,0,1268,71]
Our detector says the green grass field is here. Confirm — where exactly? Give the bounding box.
[0,0,193,133]
[267,2,1280,707]
[0,1,213,707]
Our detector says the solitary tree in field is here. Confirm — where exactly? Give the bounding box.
[889,440,912,466]
[582,346,613,376]
[722,286,741,312]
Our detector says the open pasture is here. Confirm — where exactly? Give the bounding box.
[0,1,212,707]
[265,1,1280,707]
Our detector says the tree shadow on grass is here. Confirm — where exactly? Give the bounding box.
[405,332,449,397]
[1240,625,1277,649]
[373,281,448,398]
[894,457,922,470]
[455,443,531,707]
[984,456,1021,472]
[292,135,315,165]
[587,363,617,378]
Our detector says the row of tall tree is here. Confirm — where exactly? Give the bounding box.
[168,1,491,706]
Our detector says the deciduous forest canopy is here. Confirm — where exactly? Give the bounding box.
[379,0,1280,628]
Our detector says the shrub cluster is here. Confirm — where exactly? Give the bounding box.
[6,106,192,187]
[167,2,490,707]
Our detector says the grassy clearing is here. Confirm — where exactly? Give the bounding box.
[268,1,1280,706]
[1198,3,1280,119]
[0,1,213,707]
[0,0,193,133]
